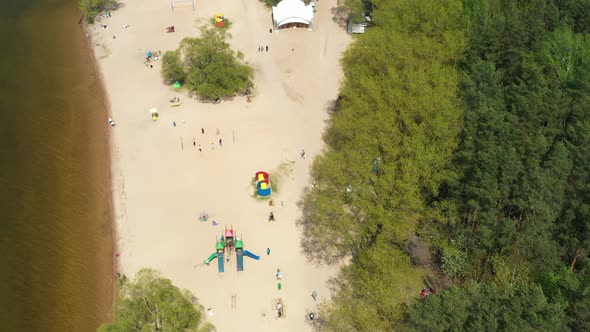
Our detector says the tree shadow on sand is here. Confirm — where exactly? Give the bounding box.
[331,6,350,30]
[305,313,328,331]
[295,97,349,266]
[296,197,348,265]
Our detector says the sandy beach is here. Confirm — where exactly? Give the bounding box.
[90,0,350,330]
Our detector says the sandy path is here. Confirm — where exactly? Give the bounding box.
[91,0,350,330]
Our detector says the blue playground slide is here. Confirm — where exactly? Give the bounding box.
[243,250,260,260]
[217,251,224,273]
[236,249,244,272]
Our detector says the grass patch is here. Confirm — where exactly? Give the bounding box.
[271,161,295,193]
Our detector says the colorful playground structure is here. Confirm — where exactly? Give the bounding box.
[203,226,260,272]
[255,171,272,197]
[214,14,227,28]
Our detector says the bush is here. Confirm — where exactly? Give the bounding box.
[263,0,280,7]
[441,245,467,279]
[80,0,117,24]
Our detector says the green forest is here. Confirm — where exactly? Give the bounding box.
[302,0,590,330]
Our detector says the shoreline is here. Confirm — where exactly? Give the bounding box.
[80,17,118,323]
[89,0,351,329]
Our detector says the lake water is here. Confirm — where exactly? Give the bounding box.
[0,0,114,330]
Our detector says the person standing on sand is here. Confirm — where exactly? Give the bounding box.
[300,149,306,159]
[193,138,196,147]
[268,211,275,222]
[219,138,223,147]
[198,144,202,152]
[267,248,271,255]
[312,290,318,301]
[266,45,269,52]
[201,128,205,134]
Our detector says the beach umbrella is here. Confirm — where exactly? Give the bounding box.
[173,81,181,89]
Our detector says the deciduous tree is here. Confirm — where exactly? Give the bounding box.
[98,268,214,332]
[161,27,253,101]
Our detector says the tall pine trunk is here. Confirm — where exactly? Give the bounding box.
[569,247,580,272]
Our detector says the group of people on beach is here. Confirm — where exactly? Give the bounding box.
[191,127,223,152]
[266,208,318,321]
[144,51,163,68]
[273,271,314,321]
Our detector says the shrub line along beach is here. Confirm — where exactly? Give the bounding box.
[88,0,350,330]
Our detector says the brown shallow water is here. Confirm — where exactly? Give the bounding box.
[0,0,114,331]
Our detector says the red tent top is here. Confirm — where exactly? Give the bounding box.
[225,229,234,237]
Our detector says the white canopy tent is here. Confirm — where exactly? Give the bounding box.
[272,0,314,30]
